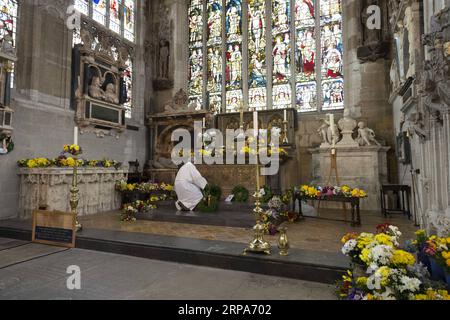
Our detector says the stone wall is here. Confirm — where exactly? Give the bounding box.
[388,0,450,235]
[0,0,149,220]
[147,0,397,196]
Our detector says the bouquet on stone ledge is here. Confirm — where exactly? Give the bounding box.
[337,224,450,300]
[299,185,367,199]
[63,144,83,156]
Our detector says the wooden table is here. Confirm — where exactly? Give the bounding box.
[293,193,362,226]
[380,185,411,219]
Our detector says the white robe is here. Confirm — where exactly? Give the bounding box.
[174,162,208,211]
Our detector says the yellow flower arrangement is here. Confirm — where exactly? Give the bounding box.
[374,233,394,247]
[351,188,367,198]
[126,184,136,191]
[341,185,351,194]
[341,232,358,244]
[356,233,375,250]
[414,289,450,301]
[391,250,415,267]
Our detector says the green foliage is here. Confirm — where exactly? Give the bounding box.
[198,196,219,213]
[232,185,249,203]
[261,186,273,203]
[204,184,222,200]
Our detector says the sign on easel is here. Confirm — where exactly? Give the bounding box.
[32,210,76,248]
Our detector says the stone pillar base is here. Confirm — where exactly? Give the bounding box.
[309,146,391,211]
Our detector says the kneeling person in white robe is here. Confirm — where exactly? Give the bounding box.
[174,162,208,211]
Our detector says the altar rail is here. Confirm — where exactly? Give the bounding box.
[18,168,127,219]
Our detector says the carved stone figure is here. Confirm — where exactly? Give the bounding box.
[318,118,339,146]
[159,40,170,79]
[356,122,381,146]
[89,76,105,100]
[104,83,119,104]
[318,119,331,145]
[0,33,15,56]
[163,89,190,114]
[0,132,13,155]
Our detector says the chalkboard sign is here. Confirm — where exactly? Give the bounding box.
[32,211,76,248]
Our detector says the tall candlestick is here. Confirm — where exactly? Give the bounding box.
[74,126,79,146]
[240,106,244,126]
[253,111,258,138]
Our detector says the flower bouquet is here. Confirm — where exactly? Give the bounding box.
[63,144,83,156]
[338,224,450,300]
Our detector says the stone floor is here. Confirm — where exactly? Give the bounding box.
[79,208,419,253]
[0,238,335,300]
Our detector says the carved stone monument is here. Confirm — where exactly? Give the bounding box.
[72,19,133,138]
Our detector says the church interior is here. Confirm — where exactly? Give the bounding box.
[0,0,450,300]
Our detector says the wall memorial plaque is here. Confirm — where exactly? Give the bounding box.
[32,211,76,248]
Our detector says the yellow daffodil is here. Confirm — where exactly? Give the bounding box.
[391,250,415,267]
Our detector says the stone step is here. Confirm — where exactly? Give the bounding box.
[0,220,350,285]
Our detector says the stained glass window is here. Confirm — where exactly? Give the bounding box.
[92,0,107,25]
[188,0,344,113]
[188,0,204,110]
[75,0,89,16]
[0,0,18,88]
[226,90,243,113]
[123,57,133,118]
[206,0,223,114]
[320,0,343,110]
[123,0,135,42]
[109,0,121,34]
[0,0,18,46]
[223,0,243,112]
[74,0,135,42]
[248,0,267,110]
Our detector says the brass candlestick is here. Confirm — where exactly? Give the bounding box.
[243,157,272,256]
[70,156,83,232]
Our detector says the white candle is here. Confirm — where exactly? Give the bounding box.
[202,117,206,128]
[284,109,287,122]
[253,111,258,138]
[74,126,79,146]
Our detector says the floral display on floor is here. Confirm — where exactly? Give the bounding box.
[299,185,367,199]
[412,230,450,283]
[262,195,299,235]
[121,200,159,222]
[338,224,450,300]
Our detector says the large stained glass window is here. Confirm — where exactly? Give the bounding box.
[188,0,344,113]
[74,0,136,42]
[188,0,204,110]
